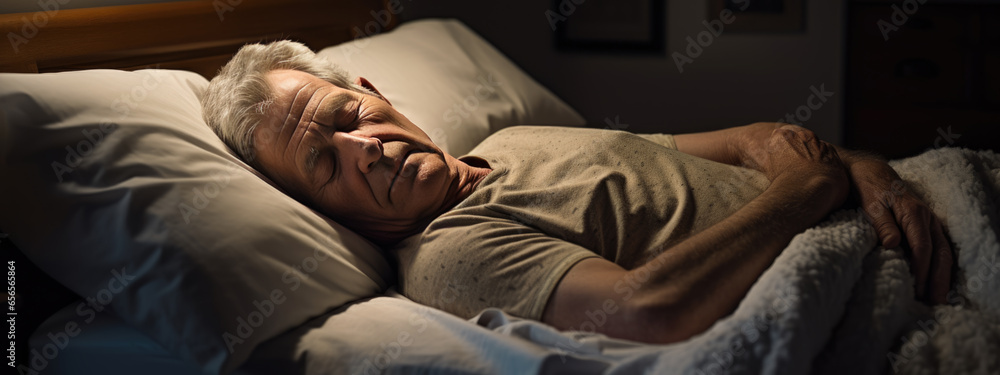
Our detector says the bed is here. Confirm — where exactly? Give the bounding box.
[2,1,999,374]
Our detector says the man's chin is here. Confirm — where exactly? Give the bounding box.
[351,218,428,247]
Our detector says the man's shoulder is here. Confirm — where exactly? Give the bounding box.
[488,125,622,138]
[469,126,639,155]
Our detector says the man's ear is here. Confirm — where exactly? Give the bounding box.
[355,77,390,106]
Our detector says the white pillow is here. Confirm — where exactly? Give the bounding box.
[0,70,391,374]
[317,19,585,156]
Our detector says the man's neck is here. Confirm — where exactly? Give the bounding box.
[446,156,492,210]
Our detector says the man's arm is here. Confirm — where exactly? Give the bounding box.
[674,122,952,304]
[543,126,848,344]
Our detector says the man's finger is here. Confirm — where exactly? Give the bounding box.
[898,206,933,299]
[928,219,953,305]
[866,201,902,248]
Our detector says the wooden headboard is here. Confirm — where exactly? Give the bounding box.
[0,0,397,77]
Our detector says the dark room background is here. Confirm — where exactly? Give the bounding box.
[400,0,999,158]
[4,0,992,157]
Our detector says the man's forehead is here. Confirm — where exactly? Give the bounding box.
[254,70,316,144]
[250,70,317,193]
[266,69,317,99]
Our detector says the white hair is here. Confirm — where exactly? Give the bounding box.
[202,40,374,167]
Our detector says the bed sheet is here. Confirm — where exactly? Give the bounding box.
[28,291,578,375]
[27,301,203,374]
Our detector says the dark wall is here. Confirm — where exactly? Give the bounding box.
[400,0,846,144]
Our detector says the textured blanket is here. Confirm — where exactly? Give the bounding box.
[471,147,1000,375]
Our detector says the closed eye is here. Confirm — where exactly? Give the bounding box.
[339,97,363,129]
[307,145,337,193]
[306,146,320,176]
[313,145,337,186]
[324,149,337,186]
[314,92,355,129]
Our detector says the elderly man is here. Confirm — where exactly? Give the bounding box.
[203,41,952,344]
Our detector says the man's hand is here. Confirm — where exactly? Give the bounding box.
[839,152,953,305]
[675,122,954,305]
[741,125,850,215]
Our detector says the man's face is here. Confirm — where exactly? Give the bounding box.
[252,69,458,238]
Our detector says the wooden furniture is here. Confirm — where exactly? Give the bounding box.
[846,1,1000,158]
[0,0,396,77]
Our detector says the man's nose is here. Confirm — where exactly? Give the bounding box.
[335,132,383,173]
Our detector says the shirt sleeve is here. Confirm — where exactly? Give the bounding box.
[394,211,599,321]
[635,133,678,149]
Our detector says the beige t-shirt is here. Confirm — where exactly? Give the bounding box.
[393,126,769,320]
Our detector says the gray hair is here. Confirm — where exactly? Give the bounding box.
[202,40,374,167]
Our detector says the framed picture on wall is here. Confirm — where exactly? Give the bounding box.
[708,0,805,32]
[554,0,665,53]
